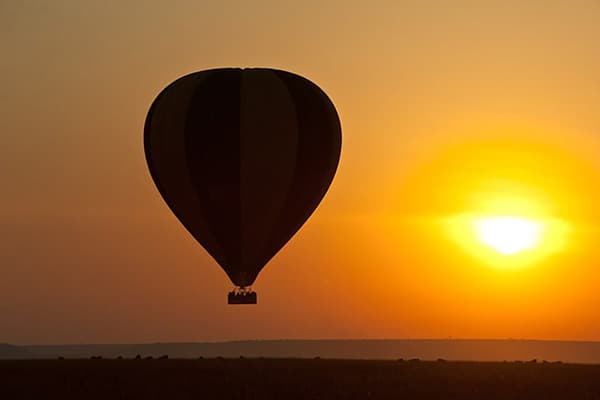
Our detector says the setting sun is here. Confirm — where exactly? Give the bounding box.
[473,217,543,255]
[443,188,572,270]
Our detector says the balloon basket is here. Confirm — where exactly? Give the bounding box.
[228,289,257,304]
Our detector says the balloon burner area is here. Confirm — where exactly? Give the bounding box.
[228,287,257,304]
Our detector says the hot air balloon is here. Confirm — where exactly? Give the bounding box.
[144,68,341,304]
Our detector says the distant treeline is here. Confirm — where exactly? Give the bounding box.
[3,339,600,363]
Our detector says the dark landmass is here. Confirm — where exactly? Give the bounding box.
[1,358,599,399]
[6,339,600,363]
[0,344,34,359]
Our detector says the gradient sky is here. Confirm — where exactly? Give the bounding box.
[2,0,600,344]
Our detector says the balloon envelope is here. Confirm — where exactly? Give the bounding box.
[144,68,341,288]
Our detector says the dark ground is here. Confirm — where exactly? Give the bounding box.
[2,358,600,399]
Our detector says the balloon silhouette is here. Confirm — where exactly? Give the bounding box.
[144,68,342,304]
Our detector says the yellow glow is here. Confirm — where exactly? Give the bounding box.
[473,217,542,255]
[444,191,572,269]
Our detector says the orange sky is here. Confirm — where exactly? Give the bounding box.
[2,0,600,344]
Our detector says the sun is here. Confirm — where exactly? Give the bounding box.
[443,192,571,269]
[473,217,543,255]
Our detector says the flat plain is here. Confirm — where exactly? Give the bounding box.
[2,358,600,399]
